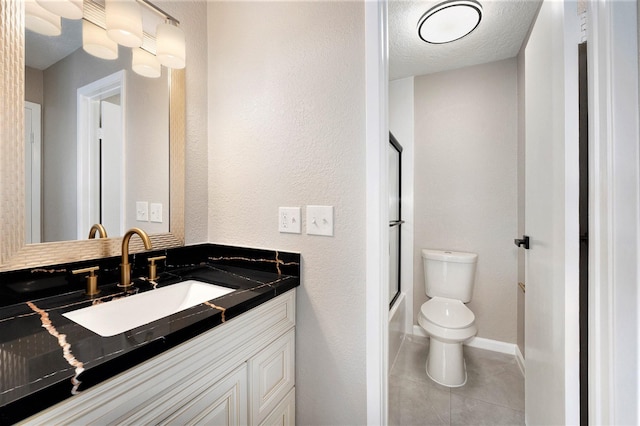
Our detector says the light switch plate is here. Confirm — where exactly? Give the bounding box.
[150,203,163,223]
[136,201,149,222]
[306,205,334,236]
[279,207,301,234]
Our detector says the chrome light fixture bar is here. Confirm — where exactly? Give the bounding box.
[417,0,483,44]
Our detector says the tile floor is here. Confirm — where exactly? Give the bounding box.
[389,335,525,426]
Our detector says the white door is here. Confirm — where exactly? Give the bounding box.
[524,1,579,424]
[24,101,42,243]
[77,71,124,238]
[100,100,123,236]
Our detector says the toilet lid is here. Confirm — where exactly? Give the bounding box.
[421,297,475,329]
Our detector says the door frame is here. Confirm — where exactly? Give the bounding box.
[77,70,126,239]
[587,1,639,424]
[365,0,389,423]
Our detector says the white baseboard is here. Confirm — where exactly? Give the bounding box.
[515,344,525,377]
[412,325,518,356]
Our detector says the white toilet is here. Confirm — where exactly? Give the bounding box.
[418,249,478,387]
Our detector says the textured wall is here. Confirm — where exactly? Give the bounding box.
[413,59,519,344]
[207,1,367,424]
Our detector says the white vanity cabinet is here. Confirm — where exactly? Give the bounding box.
[23,290,296,425]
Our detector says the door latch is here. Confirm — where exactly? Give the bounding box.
[514,235,530,250]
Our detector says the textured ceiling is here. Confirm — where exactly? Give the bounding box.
[25,19,82,70]
[390,0,542,80]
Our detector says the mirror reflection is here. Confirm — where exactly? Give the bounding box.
[25,15,170,244]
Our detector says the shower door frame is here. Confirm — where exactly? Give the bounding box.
[389,132,403,308]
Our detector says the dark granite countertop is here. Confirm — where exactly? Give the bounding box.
[0,244,300,425]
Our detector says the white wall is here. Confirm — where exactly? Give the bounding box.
[413,59,519,344]
[207,2,367,424]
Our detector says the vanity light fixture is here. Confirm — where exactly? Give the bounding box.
[25,0,62,36]
[36,0,83,20]
[105,0,143,48]
[82,19,118,60]
[417,0,483,44]
[25,0,186,78]
[155,20,186,69]
[132,47,161,78]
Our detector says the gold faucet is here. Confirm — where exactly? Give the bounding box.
[88,223,108,239]
[120,228,152,288]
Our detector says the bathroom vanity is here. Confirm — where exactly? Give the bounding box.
[0,244,300,424]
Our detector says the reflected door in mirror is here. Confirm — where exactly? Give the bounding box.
[24,101,42,244]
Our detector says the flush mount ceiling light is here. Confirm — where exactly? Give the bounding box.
[418,0,483,44]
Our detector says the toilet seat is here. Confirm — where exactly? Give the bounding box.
[420,297,475,329]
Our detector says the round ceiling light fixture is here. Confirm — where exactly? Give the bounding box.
[417,0,483,44]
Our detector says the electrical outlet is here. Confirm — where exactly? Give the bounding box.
[279,207,301,234]
[150,203,163,223]
[136,201,149,221]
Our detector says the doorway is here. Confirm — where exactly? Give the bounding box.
[77,71,125,239]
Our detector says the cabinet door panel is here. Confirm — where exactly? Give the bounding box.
[162,364,248,426]
[259,388,295,426]
[250,329,295,424]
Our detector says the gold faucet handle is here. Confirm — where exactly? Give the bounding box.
[72,266,101,296]
[147,256,167,281]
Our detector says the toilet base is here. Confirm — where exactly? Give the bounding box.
[426,338,467,387]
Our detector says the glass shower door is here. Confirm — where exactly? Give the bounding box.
[389,133,403,307]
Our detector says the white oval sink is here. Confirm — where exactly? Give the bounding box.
[62,280,234,337]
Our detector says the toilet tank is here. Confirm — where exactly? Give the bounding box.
[422,249,478,302]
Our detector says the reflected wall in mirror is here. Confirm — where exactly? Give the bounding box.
[25,9,169,243]
[0,0,185,272]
